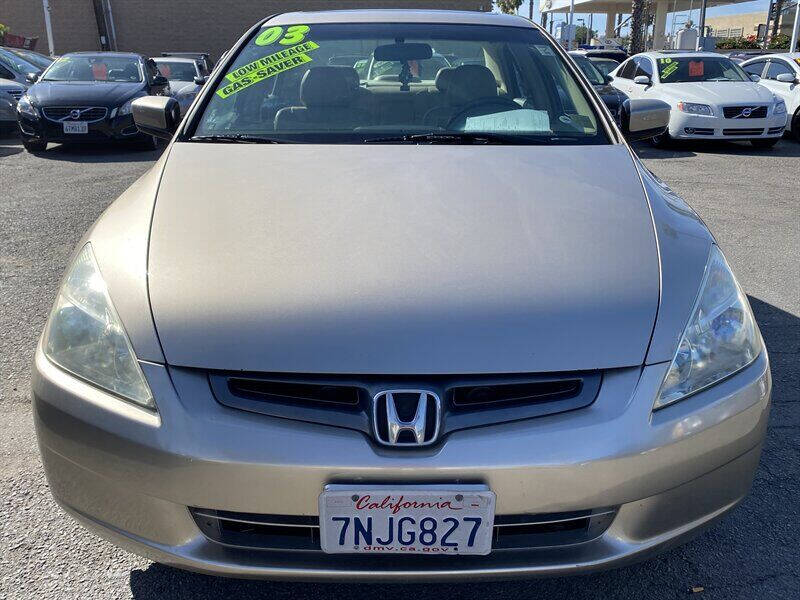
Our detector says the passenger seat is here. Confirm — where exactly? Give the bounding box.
[274,67,363,131]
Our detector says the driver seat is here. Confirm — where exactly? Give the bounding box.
[423,65,499,127]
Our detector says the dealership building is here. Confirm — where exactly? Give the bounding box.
[3,0,490,60]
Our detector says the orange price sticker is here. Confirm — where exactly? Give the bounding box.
[688,60,704,77]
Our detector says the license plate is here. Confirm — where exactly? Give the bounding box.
[63,121,88,134]
[319,485,495,555]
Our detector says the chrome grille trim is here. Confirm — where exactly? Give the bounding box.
[42,106,108,123]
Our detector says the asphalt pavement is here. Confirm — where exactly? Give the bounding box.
[1,133,798,599]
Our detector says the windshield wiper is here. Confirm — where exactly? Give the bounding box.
[189,134,289,144]
[363,132,558,145]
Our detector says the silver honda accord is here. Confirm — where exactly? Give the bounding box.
[32,10,771,581]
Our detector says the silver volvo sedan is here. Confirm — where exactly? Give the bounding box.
[32,10,771,581]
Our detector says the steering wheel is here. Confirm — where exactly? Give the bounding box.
[446,97,522,130]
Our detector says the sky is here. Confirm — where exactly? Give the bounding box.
[509,0,774,36]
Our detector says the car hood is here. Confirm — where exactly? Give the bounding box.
[27,81,144,106]
[658,81,775,105]
[165,80,195,95]
[148,143,659,374]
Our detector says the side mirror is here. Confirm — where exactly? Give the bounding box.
[132,96,180,140]
[604,75,613,84]
[633,75,651,85]
[152,74,169,87]
[26,72,39,83]
[193,75,208,85]
[749,73,761,82]
[776,72,797,84]
[620,98,670,142]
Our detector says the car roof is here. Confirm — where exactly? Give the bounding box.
[743,52,800,61]
[153,57,197,63]
[62,51,145,60]
[637,51,721,60]
[269,9,533,28]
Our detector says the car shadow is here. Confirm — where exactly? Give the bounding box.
[32,141,166,163]
[634,138,800,159]
[126,295,797,600]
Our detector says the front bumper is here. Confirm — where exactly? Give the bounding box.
[668,110,787,140]
[33,347,771,581]
[17,109,144,144]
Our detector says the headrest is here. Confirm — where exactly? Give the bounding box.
[435,64,497,104]
[300,66,356,107]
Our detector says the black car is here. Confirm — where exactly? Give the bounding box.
[569,52,627,124]
[17,51,170,152]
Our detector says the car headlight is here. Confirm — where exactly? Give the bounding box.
[43,243,154,409]
[774,100,787,115]
[677,102,714,116]
[117,98,136,116]
[16,94,38,118]
[654,245,762,409]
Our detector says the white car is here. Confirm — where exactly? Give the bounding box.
[610,51,788,148]
[740,53,800,141]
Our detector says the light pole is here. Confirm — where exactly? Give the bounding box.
[41,0,55,56]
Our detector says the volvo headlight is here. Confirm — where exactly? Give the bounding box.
[677,102,714,116]
[655,245,763,409]
[43,244,154,409]
[774,100,787,115]
[16,94,38,118]
[117,98,135,116]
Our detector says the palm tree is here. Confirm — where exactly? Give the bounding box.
[630,0,645,53]
[496,0,524,14]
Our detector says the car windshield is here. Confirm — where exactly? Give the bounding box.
[43,55,143,82]
[572,55,605,85]
[194,22,606,145]
[7,48,53,70]
[0,48,40,74]
[589,58,618,77]
[656,56,748,83]
[156,60,197,81]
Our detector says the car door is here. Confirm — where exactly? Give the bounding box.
[144,58,170,96]
[611,58,637,96]
[760,58,799,117]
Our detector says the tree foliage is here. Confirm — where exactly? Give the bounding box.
[495,0,524,14]
[629,0,645,53]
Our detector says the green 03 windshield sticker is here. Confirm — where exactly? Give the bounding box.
[216,40,320,99]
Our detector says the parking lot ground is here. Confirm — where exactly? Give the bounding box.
[1,134,798,600]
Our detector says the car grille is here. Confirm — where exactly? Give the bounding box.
[189,507,617,552]
[722,128,764,136]
[6,89,23,101]
[209,371,601,442]
[42,106,107,122]
[722,105,767,119]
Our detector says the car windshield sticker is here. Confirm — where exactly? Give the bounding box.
[464,109,551,133]
[533,44,555,56]
[659,58,678,80]
[217,40,320,99]
[255,25,311,47]
[688,60,704,78]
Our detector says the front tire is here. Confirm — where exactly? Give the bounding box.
[750,138,779,149]
[792,109,800,142]
[22,138,47,152]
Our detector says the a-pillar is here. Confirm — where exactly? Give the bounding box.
[605,12,617,39]
[652,1,668,50]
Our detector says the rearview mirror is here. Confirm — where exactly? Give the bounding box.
[193,75,208,85]
[633,75,651,85]
[749,73,761,82]
[373,43,433,62]
[620,98,670,142]
[132,96,180,140]
[776,72,797,83]
[26,72,39,83]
